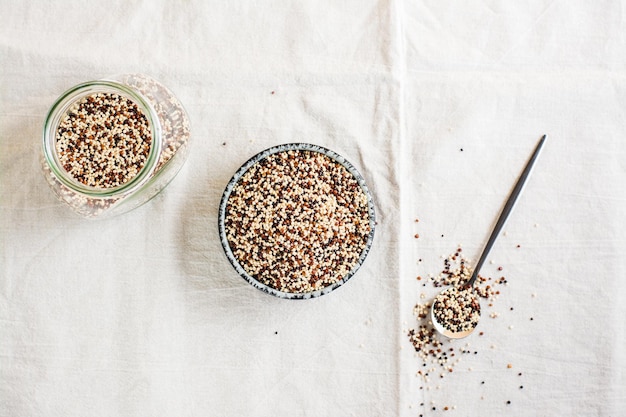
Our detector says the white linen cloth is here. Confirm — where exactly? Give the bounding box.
[1,1,624,416]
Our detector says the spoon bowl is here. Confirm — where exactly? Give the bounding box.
[431,285,481,338]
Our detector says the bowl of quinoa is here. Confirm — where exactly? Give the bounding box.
[218,143,376,299]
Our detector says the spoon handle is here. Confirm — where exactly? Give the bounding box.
[467,134,546,286]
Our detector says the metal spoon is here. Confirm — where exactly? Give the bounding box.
[431,134,546,338]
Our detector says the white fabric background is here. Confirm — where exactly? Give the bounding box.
[1,1,624,416]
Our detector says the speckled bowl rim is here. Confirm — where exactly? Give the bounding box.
[218,143,376,300]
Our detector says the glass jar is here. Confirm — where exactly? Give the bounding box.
[41,74,191,218]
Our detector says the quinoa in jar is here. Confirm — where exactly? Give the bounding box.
[41,74,190,218]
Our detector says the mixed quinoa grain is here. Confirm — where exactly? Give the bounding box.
[432,286,481,334]
[224,149,372,294]
[55,92,152,189]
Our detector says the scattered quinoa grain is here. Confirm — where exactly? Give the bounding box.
[406,246,515,409]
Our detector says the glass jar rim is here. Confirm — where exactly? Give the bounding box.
[42,80,163,198]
